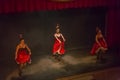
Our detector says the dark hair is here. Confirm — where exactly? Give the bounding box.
[19,38,24,41]
[56,24,60,29]
[96,27,100,33]
[19,33,24,41]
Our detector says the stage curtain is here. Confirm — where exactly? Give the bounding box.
[0,0,108,13]
[106,8,120,50]
[105,0,120,51]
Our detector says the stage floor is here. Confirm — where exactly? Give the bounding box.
[0,49,120,80]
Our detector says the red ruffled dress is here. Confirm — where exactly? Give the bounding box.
[16,48,30,64]
[53,36,65,55]
[91,37,107,55]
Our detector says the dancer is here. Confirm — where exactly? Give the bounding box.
[52,24,66,61]
[91,27,108,63]
[15,38,31,77]
[18,33,31,64]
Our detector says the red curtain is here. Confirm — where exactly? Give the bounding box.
[0,0,119,52]
[0,0,108,13]
[105,0,120,53]
[106,9,120,45]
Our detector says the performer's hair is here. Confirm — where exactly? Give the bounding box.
[56,24,60,29]
[19,38,24,41]
[96,27,100,33]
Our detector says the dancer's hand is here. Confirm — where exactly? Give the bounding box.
[29,52,31,55]
[59,41,61,43]
[15,56,19,64]
[64,39,66,42]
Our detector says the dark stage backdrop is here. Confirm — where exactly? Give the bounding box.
[0,7,106,56]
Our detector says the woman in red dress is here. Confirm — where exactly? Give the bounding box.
[52,24,66,61]
[91,27,108,62]
[19,33,31,64]
[15,38,31,77]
